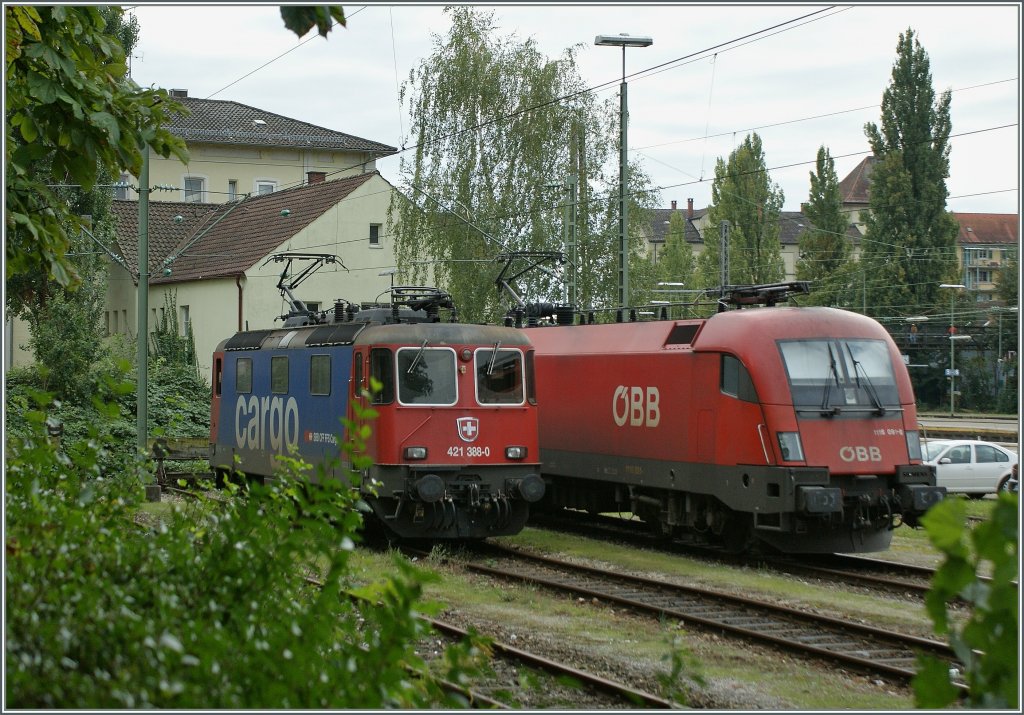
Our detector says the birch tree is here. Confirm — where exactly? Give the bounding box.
[390,6,655,322]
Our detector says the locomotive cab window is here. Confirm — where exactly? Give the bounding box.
[475,347,525,404]
[310,354,331,396]
[370,348,394,404]
[779,339,899,409]
[720,354,758,403]
[396,346,457,405]
[214,357,222,397]
[271,356,289,394]
[236,358,252,394]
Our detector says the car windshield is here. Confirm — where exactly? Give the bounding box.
[778,338,900,411]
[922,441,955,461]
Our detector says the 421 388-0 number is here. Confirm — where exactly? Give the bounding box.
[447,445,491,458]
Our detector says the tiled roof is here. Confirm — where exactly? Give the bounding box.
[110,172,381,283]
[649,207,811,245]
[838,156,875,205]
[648,207,707,245]
[165,96,397,155]
[953,213,1019,246]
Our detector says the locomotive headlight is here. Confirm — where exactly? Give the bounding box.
[505,446,528,460]
[404,446,428,460]
[905,430,922,461]
[777,432,805,462]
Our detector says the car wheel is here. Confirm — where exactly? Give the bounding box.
[997,475,1014,492]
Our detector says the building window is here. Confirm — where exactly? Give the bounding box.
[105,311,111,336]
[179,305,190,336]
[369,224,382,248]
[228,180,238,201]
[256,180,277,195]
[122,310,128,334]
[184,176,205,202]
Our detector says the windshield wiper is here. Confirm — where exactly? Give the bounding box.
[486,341,501,376]
[844,342,886,416]
[406,339,428,374]
[820,344,841,417]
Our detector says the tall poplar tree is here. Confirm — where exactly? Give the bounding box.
[797,146,851,305]
[696,133,785,289]
[860,27,959,317]
[391,7,654,322]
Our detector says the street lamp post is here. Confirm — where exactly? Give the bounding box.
[595,32,652,310]
[939,283,966,417]
[994,305,1018,391]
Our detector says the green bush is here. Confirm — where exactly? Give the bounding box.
[4,391,487,708]
[913,494,1019,708]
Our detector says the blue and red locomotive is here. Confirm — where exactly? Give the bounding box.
[520,283,945,554]
[209,257,543,539]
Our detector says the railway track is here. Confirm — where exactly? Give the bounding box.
[525,509,998,602]
[440,541,967,693]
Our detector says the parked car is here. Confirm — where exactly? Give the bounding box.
[921,439,1019,496]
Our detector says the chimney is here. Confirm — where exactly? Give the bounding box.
[687,198,694,219]
[169,88,188,98]
[307,171,326,185]
[671,200,677,210]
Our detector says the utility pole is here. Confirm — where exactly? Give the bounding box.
[137,147,149,461]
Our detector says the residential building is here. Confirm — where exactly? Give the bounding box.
[953,213,1018,303]
[104,171,402,379]
[645,198,813,283]
[838,155,1018,304]
[6,93,402,374]
[116,89,397,204]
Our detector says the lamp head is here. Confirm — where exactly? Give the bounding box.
[280,209,291,217]
[595,33,653,48]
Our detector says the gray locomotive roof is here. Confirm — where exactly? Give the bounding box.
[216,320,533,352]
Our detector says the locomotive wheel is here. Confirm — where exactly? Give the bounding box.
[720,513,753,554]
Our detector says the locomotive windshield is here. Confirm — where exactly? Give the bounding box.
[778,339,899,413]
[396,346,457,405]
[475,347,525,404]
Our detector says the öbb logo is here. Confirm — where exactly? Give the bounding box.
[839,445,882,462]
[612,386,661,427]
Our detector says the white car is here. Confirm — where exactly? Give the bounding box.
[922,439,1019,496]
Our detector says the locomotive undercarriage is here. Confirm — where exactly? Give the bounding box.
[538,459,943,554]
[365,465,545,539]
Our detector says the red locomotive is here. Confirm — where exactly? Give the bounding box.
[521,283,944,554]
[210,255,544,539]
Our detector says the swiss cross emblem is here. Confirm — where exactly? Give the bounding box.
[457,417,479,443]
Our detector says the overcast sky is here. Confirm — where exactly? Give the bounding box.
[127,3,1020,216]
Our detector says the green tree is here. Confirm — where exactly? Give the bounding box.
[696,133,785,289]
[655,211,695,290]
[994,248,1018,306]
[5,6,189,298]
[860,27,959,317]
[391,6,654,322]
[797,146,851,304]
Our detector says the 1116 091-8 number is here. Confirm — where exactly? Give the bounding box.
[447,445,491,458]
